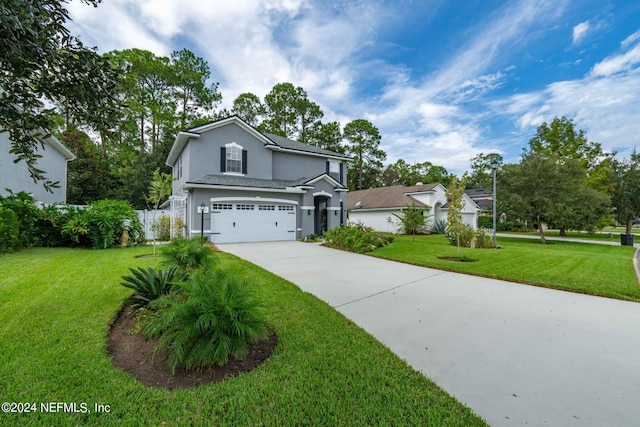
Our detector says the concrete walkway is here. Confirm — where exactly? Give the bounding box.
[220,241,640,427]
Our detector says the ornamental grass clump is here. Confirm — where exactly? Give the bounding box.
[144,268,267,373]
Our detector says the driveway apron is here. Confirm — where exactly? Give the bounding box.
[219,241,640,427]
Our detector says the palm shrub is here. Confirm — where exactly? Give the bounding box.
[160,237,217,273]
[145,268,267,372]
[393,203,430,236]
[120,266,185,309]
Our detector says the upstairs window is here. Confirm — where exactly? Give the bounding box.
[328,161,342,182]
[226,144,242,173]
[220,143,247,175]
[174,156,182,179]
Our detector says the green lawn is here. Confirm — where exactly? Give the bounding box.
[372,234,640,302]
[502,228,640,242]
[0,247,485,426]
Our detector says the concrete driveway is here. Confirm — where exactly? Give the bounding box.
[220,241,640,426]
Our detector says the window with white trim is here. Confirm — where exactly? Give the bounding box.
[226,144,242,173]
[329,161,341,182]
[175,156,182,179]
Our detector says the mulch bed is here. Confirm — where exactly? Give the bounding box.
[106,307,277,390]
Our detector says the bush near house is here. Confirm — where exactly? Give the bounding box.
[0,192,144,253]
[0,205,20,253]
[0,191,40,251]
[323,223,394,254]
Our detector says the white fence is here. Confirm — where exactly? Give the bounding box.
[135,209,170,240]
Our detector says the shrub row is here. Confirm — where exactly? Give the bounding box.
[323,223,394,254]
[0,191,144,253]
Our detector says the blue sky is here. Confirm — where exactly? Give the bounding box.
[66,0,640,175]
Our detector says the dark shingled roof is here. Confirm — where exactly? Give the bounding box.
[263,133,351,159]
[188,173,346,189]
[347,183,439,210]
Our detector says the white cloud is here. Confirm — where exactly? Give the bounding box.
[590,43,640,77]
[572,21,590,45]
[621,29,640,48]
[66,0,170,55]
[359,0,565,173]
[64,0,640,173]
[497,66,640,157]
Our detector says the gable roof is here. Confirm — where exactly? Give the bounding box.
[43,134,75,161]
[186,172,347,191]
[347,183,439,210]
[166,115,351,166]
[465,188,492,198]
[263,132,351,160]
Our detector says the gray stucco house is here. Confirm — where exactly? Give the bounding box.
[0,131,75,204]
[165,116,351,243]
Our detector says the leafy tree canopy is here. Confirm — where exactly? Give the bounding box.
[466,152,503,189]
[343,119,386,190]
[500,153,609,243]
[525,116,615,193]
[0,0,120,191]
[383,159,451,187]
[612,150,640,234]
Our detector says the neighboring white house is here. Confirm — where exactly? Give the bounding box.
[0,131,75,204]
[347,183,479,233]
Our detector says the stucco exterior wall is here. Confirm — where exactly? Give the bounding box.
[187,123,273,181]
[0,132,71,204]
[272,151,329,181]
[348,209,403,233]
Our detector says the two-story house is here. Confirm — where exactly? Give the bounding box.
[0,130,75,204]
[165,116,351,243]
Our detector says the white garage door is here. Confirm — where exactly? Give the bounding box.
[210,203,296,244]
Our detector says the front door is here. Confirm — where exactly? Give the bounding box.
[314,196,328,235]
